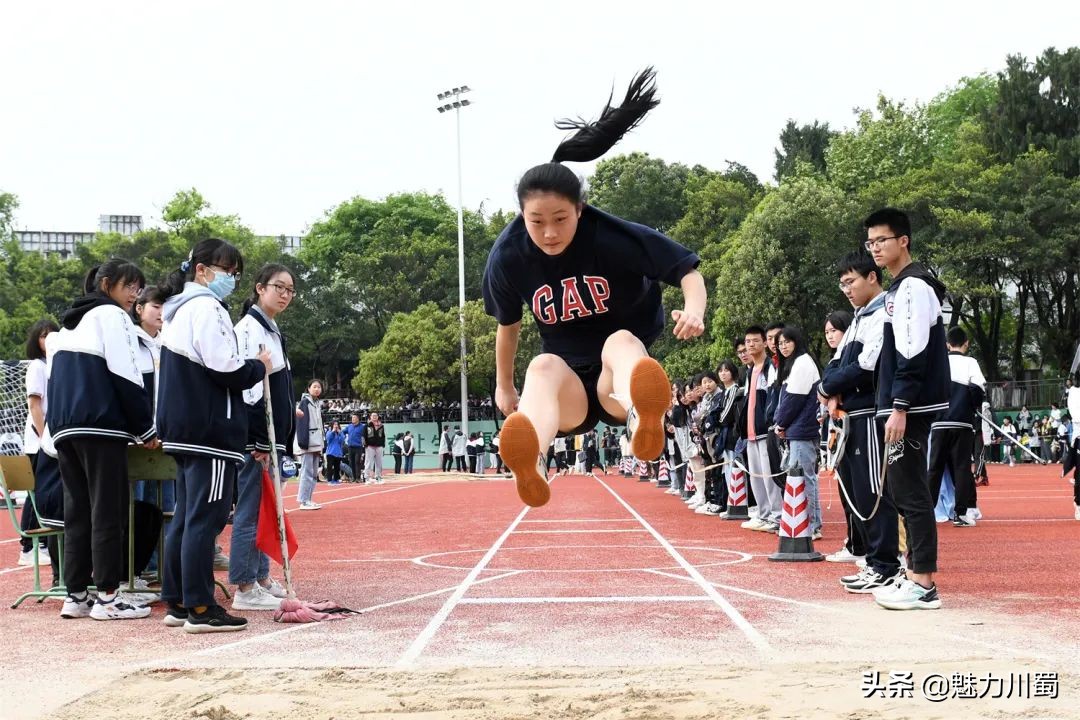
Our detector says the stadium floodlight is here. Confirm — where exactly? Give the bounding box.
[435,84,474,438]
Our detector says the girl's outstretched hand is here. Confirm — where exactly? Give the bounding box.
[495,385,520,417]
[671,309,705,340]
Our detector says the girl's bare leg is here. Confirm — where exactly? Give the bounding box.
[596,330,671,460]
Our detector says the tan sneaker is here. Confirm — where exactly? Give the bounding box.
[499,412,551,507]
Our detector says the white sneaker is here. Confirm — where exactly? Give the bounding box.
[811,530,823,540]
[825,548,862,563]
[231,586,283,611]
[874,578,941,610]
[856,557,868,569]
[17,547,49,566]
[741,518,764,530]
[118,579,161,605]
[90,594,152,620]
[899,554,909,571]
[969,508,983,521]
[717,511,730,519]
[1074,504,1080,521]
[298,502,322,511]
[259,577,287,598]
[60,594,94,619]
[748,506,759,519]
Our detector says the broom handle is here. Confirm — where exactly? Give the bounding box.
[260,345,296,599]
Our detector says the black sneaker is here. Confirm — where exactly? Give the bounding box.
[163,604,189,628]
[183,605,248,634]
[844,569,898,594]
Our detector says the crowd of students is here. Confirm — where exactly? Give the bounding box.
[615,208,1080,612]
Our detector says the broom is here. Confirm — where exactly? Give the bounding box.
[260,347,355,622]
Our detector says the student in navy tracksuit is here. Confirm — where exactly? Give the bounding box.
[927,327,986,527]
[229,263,296,611]
[48,260,157,621]
[157,239,270,633]
[819,252,900,592]
[864,208,949,611]
[482,68,706,508]
[773,326,823,538]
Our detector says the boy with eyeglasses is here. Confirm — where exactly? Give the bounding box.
[863,208,949,610]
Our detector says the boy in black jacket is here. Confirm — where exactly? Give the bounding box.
[865,208,949,611]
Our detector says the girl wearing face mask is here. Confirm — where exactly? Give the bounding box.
[157,238,271,634]
[482,68,706,508]
[49,259,157,621]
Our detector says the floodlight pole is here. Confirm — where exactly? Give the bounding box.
[437,86,473,438]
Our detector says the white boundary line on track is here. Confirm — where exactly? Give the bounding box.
[284,482,444,513]
[395,503,534,668]
[592,475,772,653]
[192,570,523,658]
[459,595,713,604]
[644,568,1065,664]
[510,529,649,534]
[518,519,638,523]
[0,564,32,576]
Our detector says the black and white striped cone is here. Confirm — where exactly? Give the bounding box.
[768,472,823,562]
[657,457,670,486]
[637,458,650,482]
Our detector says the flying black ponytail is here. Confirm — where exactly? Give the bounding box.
[551,66,659,163]
[516,67,660,208]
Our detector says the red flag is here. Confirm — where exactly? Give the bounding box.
[256,467,297,564]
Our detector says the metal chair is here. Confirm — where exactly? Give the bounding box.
[0,455,66,608]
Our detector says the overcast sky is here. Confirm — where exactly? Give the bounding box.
[2,1,1077,236]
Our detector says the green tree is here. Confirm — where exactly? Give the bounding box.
[984,47,1080,178]
[352,300,539,409]
[774,120,836,182]
[826,96,934,192]
[588,152,713,231]
[710,176,860,361]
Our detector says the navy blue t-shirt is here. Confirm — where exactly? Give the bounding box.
[482,205,700,367]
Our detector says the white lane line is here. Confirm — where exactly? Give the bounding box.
[1,537,25,545]
[193,570,522,657]
[395,502,537,668]
[510,529,649,534]
[459,595,712,604]
[285,482,443,513]
[0,564,32,576]
[518,519,638,523]
[593,475,771,653]
[645,569,1064,664]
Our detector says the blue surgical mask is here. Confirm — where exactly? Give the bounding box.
[207,269,236,300]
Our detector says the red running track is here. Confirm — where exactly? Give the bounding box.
[1,463,1078,714]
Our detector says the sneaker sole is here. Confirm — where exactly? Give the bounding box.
[844,584,886,595]
[163,615,187,627]
[629,358,670,461]
[183,621,248,634]
[500,413,550,507]
[90,611,152,620]
[231,602,283,611]
[876,598,942,610]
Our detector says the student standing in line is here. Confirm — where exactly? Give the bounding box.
[364,412,386,483]
[229,263,296,611]
[157,240,270,632]
[294,380,325,508]
[864,208,950,611]
[325,422,346,484]
[49,260,157,621]
[345,413,366,483]
[402,431,415,474]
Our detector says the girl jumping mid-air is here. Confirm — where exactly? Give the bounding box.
[483,67,707,507]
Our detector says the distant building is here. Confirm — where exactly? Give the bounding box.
[16,214,304,256]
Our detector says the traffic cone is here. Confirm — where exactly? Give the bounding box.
[768,472,823,562]
[620,456,631,476]
[724,459,749,521]
[658,457,670,487]
[637,458,650,482]
[684,462,696,493]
